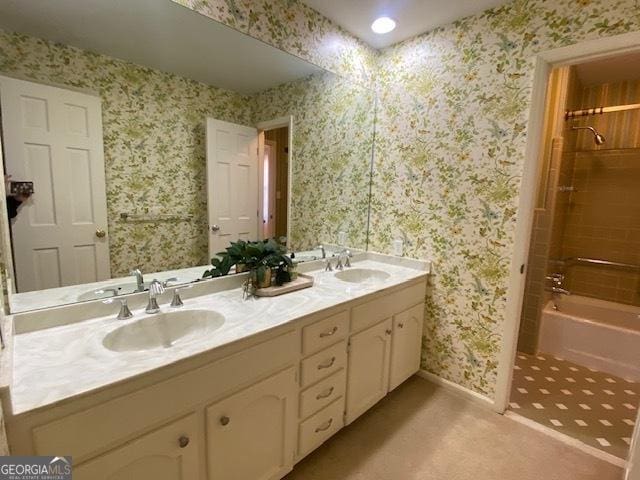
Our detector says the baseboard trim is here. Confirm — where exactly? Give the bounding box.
[416,369,495,409]
[505,411,627,468]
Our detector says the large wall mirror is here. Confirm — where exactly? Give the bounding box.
[0,0,376,313]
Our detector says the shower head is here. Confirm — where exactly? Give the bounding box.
[572,126,605,145]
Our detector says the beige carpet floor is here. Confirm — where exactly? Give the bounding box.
[510,351,639,459]
[285,376,623,480]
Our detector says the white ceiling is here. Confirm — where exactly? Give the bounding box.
[303,0,508,49]
[0,0,322,94]
[575,52,640,86]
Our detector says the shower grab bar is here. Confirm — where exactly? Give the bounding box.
[554,257,640,272]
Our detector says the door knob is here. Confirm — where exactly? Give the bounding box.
[211,225,220,233]
[95,228,106,238]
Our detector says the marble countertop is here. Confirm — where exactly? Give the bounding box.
[10,256,427,415]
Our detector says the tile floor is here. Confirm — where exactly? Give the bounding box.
[510,351,639,459]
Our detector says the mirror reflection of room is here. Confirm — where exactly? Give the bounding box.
[0,1,376,312]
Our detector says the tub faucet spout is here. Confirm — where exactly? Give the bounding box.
[549,286,571,296]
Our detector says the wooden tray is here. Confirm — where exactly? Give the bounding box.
[255,273,314,297]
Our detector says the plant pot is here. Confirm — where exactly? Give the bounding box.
[253,267,273,289]
[235,263,249,273]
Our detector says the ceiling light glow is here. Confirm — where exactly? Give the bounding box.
[371,16,396,34]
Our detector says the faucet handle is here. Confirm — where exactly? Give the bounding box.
[149,279,165,297]
[170,284,193,308]
[103,298,133,320]
[324,257,333,272]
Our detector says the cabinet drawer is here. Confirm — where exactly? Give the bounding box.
[299,368,346,419]
[300,341,346,388]
[302,311,348,355]
[32,330,297,462]
[351,282,425,333]
[298,397,344,459]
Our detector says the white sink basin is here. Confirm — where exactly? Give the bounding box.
[334,268,390,284]
[103,310,225,352]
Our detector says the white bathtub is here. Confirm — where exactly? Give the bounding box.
[538,295,640,382]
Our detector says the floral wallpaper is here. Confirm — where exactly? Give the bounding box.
[0,29,253,277]
[371,0,640,397]
[253,71,375,251]
[170,0,378,86]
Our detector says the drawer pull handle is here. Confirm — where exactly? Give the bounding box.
[319,326,338,338]
[398,323,404,329]
[317,357,336,370]
[315,418,333,433]
[316,387,335,400]
[385,329,392,335]
[220,415,230,426]
[178,436,190,448]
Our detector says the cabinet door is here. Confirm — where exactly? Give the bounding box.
[345,318,392,424]
[389,303,424,391]
[206,367,297,480]
[74,414,199,480]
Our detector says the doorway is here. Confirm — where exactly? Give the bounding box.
[257,116,292,247]
[503,52,640,462]
[262,126,289,243]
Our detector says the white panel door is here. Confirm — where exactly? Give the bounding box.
[0,76,110,292]
[206,118,258,256]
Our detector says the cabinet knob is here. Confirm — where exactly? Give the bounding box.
[95,228,106,238]
[220,415,230,426]
[385,329,392,335]
[178,436,189,448]
[398,323,404,329]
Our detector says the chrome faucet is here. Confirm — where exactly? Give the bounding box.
[130,268,144,292]
[336,249,351,270]
[146,279,164,314]
[95,287,119,298]
[103,298,133,320]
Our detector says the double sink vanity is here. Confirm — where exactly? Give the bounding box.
[0,252,428,480]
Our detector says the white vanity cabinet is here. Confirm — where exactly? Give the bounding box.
[6,272,427,480]
[346,318,393,424]
[73,414,200,480]
[389,303,425,391]
[345,282,426,425]
[206,367,297,480]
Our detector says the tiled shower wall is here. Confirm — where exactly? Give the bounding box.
[562,80,640,305]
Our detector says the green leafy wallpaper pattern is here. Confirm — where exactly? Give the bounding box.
[253,71,375,251]
[170,0,378,86]
[371,0,640,397]
[0,29,254,277]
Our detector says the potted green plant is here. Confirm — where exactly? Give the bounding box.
[203,238,293,289]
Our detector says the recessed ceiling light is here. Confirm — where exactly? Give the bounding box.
[371,16,396,34]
